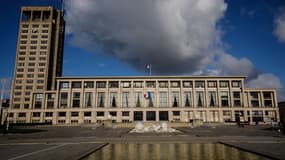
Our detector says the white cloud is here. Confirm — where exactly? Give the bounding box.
[65,0,227,74]
[0,77,12,99]
[274,9,285,43]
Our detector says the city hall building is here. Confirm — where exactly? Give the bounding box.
[4,6,279,125]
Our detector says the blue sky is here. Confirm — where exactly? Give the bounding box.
[0,0,285,100]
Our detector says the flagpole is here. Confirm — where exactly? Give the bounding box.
[150,64,152,76]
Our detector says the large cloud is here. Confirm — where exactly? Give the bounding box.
[65,0,227,74]
[274,8,285,43]
[65,0,283,100]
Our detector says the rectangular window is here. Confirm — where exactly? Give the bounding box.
[250,92,259,107]
[134,111,143,121]
[263,92,273,107]
[208,91,216,107]
[195,81,205,88]
[233,92,241,106]
[32,112,41,117]
[221,91,229,107]
[109,81,119,88]
[122,92,130,107]
[171,81,180,88]
[47,93,55,109]
[19,113,26,117]
[71,112,79,117]
[122,111,130,117]
[84,81,94,88]
[109,92,117,107]
[134,81,143,88]
[159,92,168,107]
[84,92,93,108]
[172,91,179,107]
[220,81,229,88]
[159,81,168,88]
[121,81,131,88]
[45,112,53,117]
[146,81,156,88]
[60,82,69,89]
[146,111,156,121]
[72,82,81,88]
[72,92,80,108]
[84,112,91,117]
[208,81,217,88]
[97,112,104,117]
[134,92,142,107]
[58,112,66,117]
[184,92,192,107]
[96,81,106,88]
[34,93,43,109]
[60,92,68,108]
[196,91,204,107]
[232,81,241,88]
[97,92,105,107]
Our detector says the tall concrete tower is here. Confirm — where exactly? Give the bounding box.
[10,6,65,110]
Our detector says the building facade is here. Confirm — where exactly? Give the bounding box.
[7,76,279,125]
[5,6,279,125]
[10,6,65,112]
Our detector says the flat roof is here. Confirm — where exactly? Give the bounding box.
[56,75,247,80]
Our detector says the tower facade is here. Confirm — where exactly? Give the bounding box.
[10,6,65,110]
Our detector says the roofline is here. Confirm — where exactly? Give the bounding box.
[56,75,247,80]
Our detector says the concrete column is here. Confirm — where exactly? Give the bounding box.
[156,111,159,122]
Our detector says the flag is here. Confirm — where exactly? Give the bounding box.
[144,92,151,99]
[146,64,150,69]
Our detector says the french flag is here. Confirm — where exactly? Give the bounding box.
[144,92,151,99]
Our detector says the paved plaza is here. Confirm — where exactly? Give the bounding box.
[0,124,284,160]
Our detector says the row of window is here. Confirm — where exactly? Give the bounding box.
[29,91,273,110]
[19,45,48,50]
[22,10,51,22]
[59,80,242,89]
[21,29,49,34]
[20,40,48,44]
[21,35,48,39]
[15,73,45,79]
[19,51,47,56]
[16,68,45,73]
[22,24,49,28]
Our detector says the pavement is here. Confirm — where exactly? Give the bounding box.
[0,124,284,160]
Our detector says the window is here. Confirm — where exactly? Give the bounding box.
[146,81,156,88]
[47,93,55,109]
[263,92,272,107]
[109,81,119,88]
[122,92,130,107]
[84,112,91,117]
[159,92,168,107]
[30,46,37,50]
[31,40,37,44]
[233,92,241,106]
[39,63,45,67]
[28,63,35,66]
[221,92,229,107]
[31,35,38,39]
[19,113,26,117]
[85,92,93,108]
[72,92,80,108]
[232,81,241,88]
[97,92,105,107]
[38,68,44,72]
[18,62,25,66]
[173,111,180,116]
[60,92,68,108]
[134,111,143,121]
[220,81,229,88]
[172,92,179,107]
[30,52,36,55]
[71,112,79,117]
[121,81,131,88]
[58,112,66,117]
[250,92,259,107]
[41,35,48,39]
[39,57,46,61]
[171,81,180,88]
[122,111,130,116]
[196,91,204,107]
[159,81,168,88]
[72,82,81,88]
[42,24,49,28]
[134,81,143,88]
[109,112,117,117]
[146,111,156,121]
[184,92,192,107]
[17,68,24,72]
[195,81,205,88]
[208,81,217,88]
[109,92,117,107]
[135,92,142,107]
[183,81,193,88]
[84,81,94,88]
[28,68,34,72]
[96,81,106,88]
[34,93,43,109]
[32,112,41,117]
[97,112,104,117]
[60,82,69,89]
[42,30,48,33]
[208,91,216,107]
[45,112,53,117]
[40,46,47,50]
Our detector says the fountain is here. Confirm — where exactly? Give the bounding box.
[131,122,179,133]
